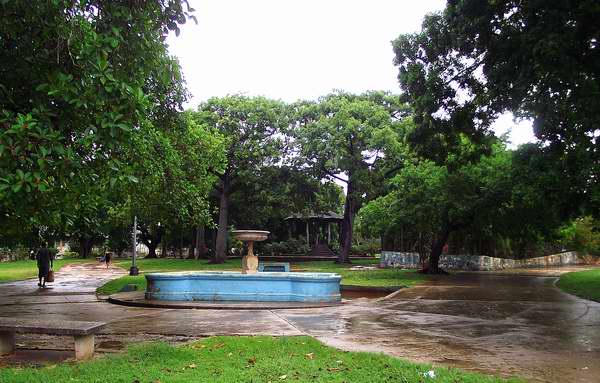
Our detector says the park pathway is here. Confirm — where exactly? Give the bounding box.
[1,263,599,382]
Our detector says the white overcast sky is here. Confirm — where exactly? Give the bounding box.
[166,0,535,147]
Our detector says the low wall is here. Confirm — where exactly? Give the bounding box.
[380,251,583,271]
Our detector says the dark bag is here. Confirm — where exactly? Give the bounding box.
[46,269,55,283]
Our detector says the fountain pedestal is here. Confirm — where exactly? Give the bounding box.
[232,230,269,274]
[241,241,259,274]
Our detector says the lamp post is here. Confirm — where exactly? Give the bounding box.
[129,215,139,276]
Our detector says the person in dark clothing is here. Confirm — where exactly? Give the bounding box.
[104,252,111,268]
[36,244,53,288]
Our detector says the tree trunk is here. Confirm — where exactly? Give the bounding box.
[187,228,195,259]
[142,227,163,259]
[161,235,167,258]
[337,180,357,264]
[178,230,184,259]
[78,237,93,258]
[147,242,158,258]
[195,226,207,259]
[213,177,230,264]
[428,217,451,274]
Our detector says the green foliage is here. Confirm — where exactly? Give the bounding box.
[229,166,343,241]
[557,269,600,302]
[392,1,599,215]
[559,217,600,255]
[60,251,79,259]
[293,91,410,262]
[192,95,290,261]
[359,140,522,262]
[0,246,31,261]
[0,0,197,247]
[350,241,380,256]
[194,95,288,172]
[0,336,521,383]
[262,238,312,256]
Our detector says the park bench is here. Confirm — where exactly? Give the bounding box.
[0,318,106,360]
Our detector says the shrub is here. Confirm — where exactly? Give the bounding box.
[60,251,80,259]
[263,237,311,256]
[559,216,600,255]
[351,239,381,256]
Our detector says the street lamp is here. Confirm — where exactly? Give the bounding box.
[129,215,139,276]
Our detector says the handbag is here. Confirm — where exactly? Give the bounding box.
[46,269,55,283]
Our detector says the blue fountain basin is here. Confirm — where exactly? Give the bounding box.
[145,271,342,303]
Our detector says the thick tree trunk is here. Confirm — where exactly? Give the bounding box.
[337,181,357,264]
[147,242,159,258]
[142,227,163,259]
[161,235,167,258]
[195,226,207,259]
[428,218,451,274]
[187,229,195,259]
[78,237,93,258]
[178,231,184,259]
[213,177,230,264]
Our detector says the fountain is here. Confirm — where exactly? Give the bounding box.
[232,230,269,274]
[143,229,341,303]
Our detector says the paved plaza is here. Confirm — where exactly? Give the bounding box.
[0,263,599,382]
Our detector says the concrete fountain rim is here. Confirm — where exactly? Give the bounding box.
[107,291,345,310]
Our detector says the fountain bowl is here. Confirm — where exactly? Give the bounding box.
[145,271,341,302]
[231,230,270,242]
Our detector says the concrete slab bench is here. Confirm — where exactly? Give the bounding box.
[0,318,106,360]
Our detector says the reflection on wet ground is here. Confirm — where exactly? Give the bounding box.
[0,263,599,382]
[278,268,600,383]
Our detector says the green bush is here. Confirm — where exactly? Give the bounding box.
[60,251,80,259]
[351,240,381,256]
[263,237,311,256]
[559,216,600,255]
[0,247,31,261]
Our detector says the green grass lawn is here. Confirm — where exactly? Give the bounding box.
[0,259,93,282]
[97,258,427,295]
[557,268,600,302]
[0,336,521,383]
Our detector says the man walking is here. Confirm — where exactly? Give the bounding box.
[36,243,53,288]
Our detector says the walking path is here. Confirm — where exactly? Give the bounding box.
[1,263,599,382]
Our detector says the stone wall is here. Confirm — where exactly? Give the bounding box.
[379,251,583,271]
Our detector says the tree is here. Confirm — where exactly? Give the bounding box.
[0,1,195,244]
[392,0,599,216]
[293,92,410,263]
[360,140,513,272]
[127,116,226,258]
[228,165,344,241]
[192,96,288,263]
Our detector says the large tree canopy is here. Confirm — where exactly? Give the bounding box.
[293,91,410,263]
[392,0,599,214]
[0,0,195,240]
[192,95,288,263]
[360,139,513,273]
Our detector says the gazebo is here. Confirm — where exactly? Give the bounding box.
[284,211,343,246]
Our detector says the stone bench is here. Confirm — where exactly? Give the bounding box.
[0,318,106,360]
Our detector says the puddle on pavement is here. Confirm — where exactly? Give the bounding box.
[341,289,391,300]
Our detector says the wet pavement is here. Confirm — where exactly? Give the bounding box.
[1,263,599,382]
